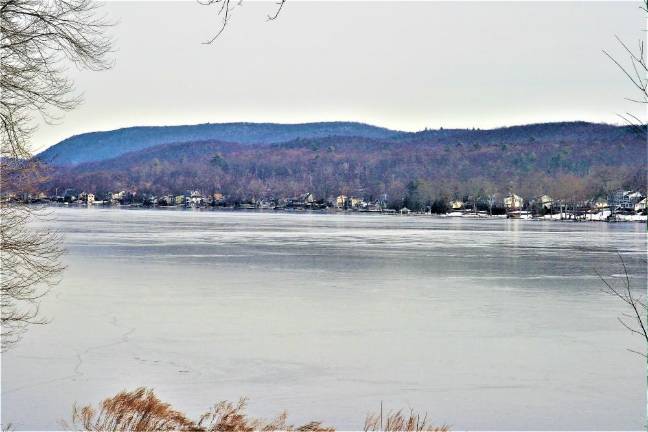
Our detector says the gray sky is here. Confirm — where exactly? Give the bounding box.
[33,1,644,153]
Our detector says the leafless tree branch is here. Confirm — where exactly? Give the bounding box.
[267,0,286,21]
[596,252,647,358]
[0,0,112,350]
[604,0,648,130]
[199,0,286,43]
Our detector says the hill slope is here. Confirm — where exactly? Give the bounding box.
[46,122,646,203]
[38,122,400,165]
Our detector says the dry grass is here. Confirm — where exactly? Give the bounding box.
[68,388,448,432]
[195,398,334,432]
[364,409,448,432]
[70,388,195,431]
[69,388,334,431]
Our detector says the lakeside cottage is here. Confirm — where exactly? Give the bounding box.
[23,185,647,222]
[185,191,205,207]
[349,197,363,208]
[594,197,608,209]
[289,192,316,207]
[111,191,125,202]
[608,190,645,212]
[334,195,364,209]
[449,199,464,210]
[504,193,524,210]
[300,193,315,204]
[539,195,553,210]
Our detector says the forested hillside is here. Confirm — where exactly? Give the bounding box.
[45,122,646,205]
[37,122,399,165]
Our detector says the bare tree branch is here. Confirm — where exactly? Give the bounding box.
[0,0,112,350]
[200,0,286,43]
[267,0,286,21]
[597,251,647,359]
[604,0,648,130]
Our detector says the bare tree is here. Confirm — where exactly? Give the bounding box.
[199,0,286,44]
[596,252,647,358]
[603,0,648,130]
[1,0,112,156]
[598,0,648,360]
[0,0,112,350]
[0,200,64,350]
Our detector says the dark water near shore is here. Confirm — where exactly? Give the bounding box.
[2,208,646,430]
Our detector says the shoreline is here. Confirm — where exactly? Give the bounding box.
[34,203,648,224]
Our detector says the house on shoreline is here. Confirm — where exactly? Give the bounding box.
[19,185,647,222]
[504,193,523,210]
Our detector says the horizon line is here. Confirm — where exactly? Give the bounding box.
[39,118,631,150]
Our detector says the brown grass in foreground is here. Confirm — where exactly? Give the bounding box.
[364,410,448,432]
[68,388,448,432]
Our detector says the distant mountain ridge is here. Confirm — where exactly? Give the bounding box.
[38,122,400,165]
[39,120,637,167]
[402,121,633,143]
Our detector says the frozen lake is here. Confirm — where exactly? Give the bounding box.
[2,208,646,430]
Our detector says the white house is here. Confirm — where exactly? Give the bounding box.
[449,199,464,210]
[593,197,608,209]
[608,190,642,211]
[349,197,364,208]
[504,193,524,210]
[300,192,315,204]
[185,190,204,206]
[111,191,125,203]
[539,195,553,210]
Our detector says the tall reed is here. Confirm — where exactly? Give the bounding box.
[69,387,448,432]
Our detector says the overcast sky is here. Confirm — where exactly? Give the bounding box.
[33,1,644,152]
